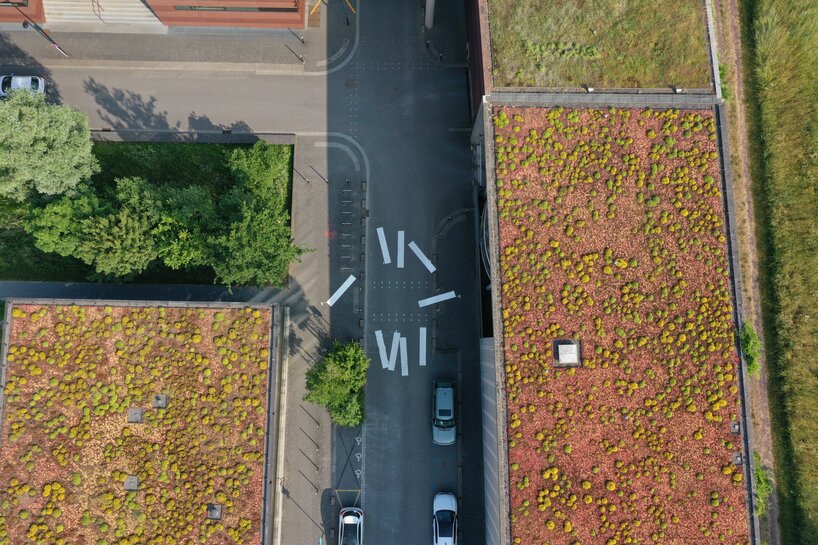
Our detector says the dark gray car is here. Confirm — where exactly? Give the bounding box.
[432,382,456,445]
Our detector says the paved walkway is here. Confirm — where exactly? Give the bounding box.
[0,0,356,73]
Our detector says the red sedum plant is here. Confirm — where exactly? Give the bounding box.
[494,107,749,545]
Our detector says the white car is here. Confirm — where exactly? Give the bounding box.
[0,75,46,97]
[432,382,456,446]
[433,492,457,545]
[338,507,363,545]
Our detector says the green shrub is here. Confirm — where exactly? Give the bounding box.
[754,452,772,517]
[740,323,762,377]
[305,341,370,427]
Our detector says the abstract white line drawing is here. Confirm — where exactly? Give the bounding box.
[397,231,405,268]
[387,331,400,371]
[408,241,436,273]
[377,227,391,264]
[419,327,427,366]
[418,291,457,308]
[399,336,408,376]
[375,330,389,369]
[326,275,356,306]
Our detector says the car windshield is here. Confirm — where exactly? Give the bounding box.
[341,521,359,544]
[1,78,9,93]
[436,510,455,537]
[434,417,455,428]
[30,79,39,91]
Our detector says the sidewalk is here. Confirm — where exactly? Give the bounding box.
[0,0,356,73]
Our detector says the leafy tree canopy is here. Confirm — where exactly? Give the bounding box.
[0,92,99,200]
[24,142,303,286]
[305,341,370,427]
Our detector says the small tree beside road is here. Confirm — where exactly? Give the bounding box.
[0,91,98,200]
[305,340,370,427]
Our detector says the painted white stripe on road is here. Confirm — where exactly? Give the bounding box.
[419,327,427,366]
[375,330,389,369]
[408,241,436,273]
[418,291,457,308]
[376,227,391,264]
[397,230,405,269]
[326,275,356,306]
[400,336,408,376]
[387,331,400,371]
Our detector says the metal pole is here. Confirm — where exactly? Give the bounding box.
[17,9,68,57]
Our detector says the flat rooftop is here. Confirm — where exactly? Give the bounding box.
[489,107,749,545]
[0,301,273,544]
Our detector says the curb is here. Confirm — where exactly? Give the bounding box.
[271,306,291,545]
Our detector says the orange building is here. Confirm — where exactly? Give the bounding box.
[0,0,46,24]
[0,0,304,28]
[145,0,303,28]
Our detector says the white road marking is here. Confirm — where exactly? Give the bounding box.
[418,291,457,308]
[377,227,391,264]
[400,336,408,376]
[397,230,405,268]
[387,331,400,371]
[419,327,427,366]
[375,330,389,369]
[408,241,436,273]
[326,275,356,306]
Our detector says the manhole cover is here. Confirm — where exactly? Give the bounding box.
[153,394,169,409]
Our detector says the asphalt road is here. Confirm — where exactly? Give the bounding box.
[0,1,486,543]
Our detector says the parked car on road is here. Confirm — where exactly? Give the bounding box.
[338,507,363,545]
[432,381,456,445]
[0,75,46,97]
[433,492,458,545]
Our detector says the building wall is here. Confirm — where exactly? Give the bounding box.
[144,0,303,28]
[0,0,46,24]
[465,0,492,119]
[479,337,503,545]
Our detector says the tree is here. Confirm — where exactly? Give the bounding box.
[209,188,304,287]
[115,176,218,270]
[0,92,99,200]
[74,207,159,277]
[25,189,106,256]
[305,341,370,427]
[228,141,292,210]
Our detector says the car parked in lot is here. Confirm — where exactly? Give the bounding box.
[338,507,363,545]
[432,381,456,445]
[0,75,46,97]
[433,492,458,545]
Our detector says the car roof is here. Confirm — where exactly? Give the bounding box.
[435,384,454,411]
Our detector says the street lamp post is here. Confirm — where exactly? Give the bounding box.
[16,6,68,57]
